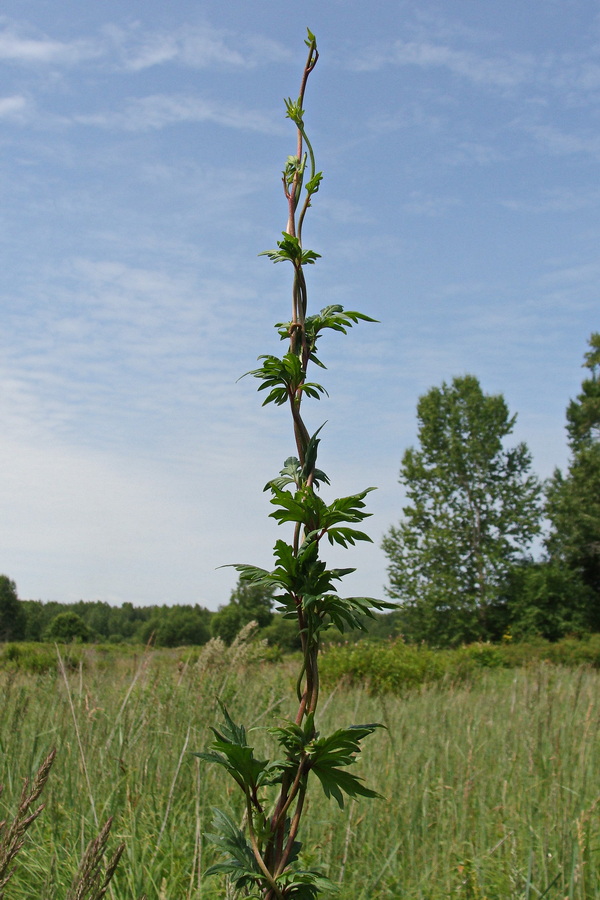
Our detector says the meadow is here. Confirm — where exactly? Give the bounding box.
[0,637,599,899]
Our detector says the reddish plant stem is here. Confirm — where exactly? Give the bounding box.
[260,35,320,900]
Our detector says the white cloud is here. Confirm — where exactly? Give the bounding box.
[443,140,507,166]
[501,186,600,213]
[523,122,600,159]
[104,22,290,72]
[393,40,535,87]
[401,191,460,217]
[75,93,284,134]
[350,37,536,88]
[0,17,289,76]
[0,19,98,65]
[315,197,372,226]
[0,253,261,444]
[539,259,600,289]
[0,94,27,117]
[349,29,600,111]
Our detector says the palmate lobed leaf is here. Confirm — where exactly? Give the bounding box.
[306,723,385,808]
[305,305,378,335]
[276,304,377,342]
[324,526,373,547]
[194,705,284,791]
[205,808,254,860]
[244,353,327,407]
[304,171,323,195]
[271,539,324,594]
[270,713,315,760]
[310,766,382,809]
[309,724,383,760]
[259,233,321,267]
[226,563,281,590]
[264,466,330,493]
[204,809,262,890]
[213,700,247,745]
[195,743,277,792]
[230,548,393,630]
[268,486,375,534]
[301,592,394,634]
[276,868,339,899]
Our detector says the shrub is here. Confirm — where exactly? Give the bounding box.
[320,635,600,695]
[320,640,447,694]
[0,642,83,673]
[44,611,91,643]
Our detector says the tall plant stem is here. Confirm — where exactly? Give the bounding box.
[199,31,386,899]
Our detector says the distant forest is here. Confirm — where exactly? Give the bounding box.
[1,576,401,650]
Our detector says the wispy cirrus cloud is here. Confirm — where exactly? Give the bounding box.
[104,22,290,72]
[521,121,600,159]
[501,186,600,213]
[0,17,289,74]
[539,259,600,290]
[350,38,538,88]
[75,93,284,134]
[0,94,27,118]
[0,18,98,65]
[401,190,461,217]
[0,253,253,446]
[348,28,600,107]
[443,140,507,166]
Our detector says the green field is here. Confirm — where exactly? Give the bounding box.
[1,642,599,899]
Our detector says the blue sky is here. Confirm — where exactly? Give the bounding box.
[1,0,598,609]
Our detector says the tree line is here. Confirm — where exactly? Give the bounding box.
[1,333,598,650]
[0,576,287,648]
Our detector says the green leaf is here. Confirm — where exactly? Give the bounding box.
[225,563,278,589]
[283,155,305,188]
[193,704,282,792]
[305,171,323,196]
[259,233,321,268]
[204,808,261,890]
[276,868,339,899]
[275,305,377,367]
[242,352,326,407]
[213,700,247,745]
[325,526,373,548]
[311,765,381,809]
[284,98,305,127]
[301,593,392,633]
[268,487,375,551]
[263,455,330,493]
[302,424,329,484]
[270,713,315,760]
[306,724,384,808]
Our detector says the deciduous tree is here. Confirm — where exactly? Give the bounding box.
[546,333,600,628]
[382,375,542,645]
[0,575,26,642]
[44,610,91,643]
[211,578,275,644]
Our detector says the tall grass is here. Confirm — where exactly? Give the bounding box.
[0,642,598,898]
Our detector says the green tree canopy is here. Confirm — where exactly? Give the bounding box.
[0,575,26,642]
[140,605,210,647]
[211,578,275,645]
[545,333,600,626]
[502,559,594,641]
[45,611,91,643]
[382,375,542,646]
